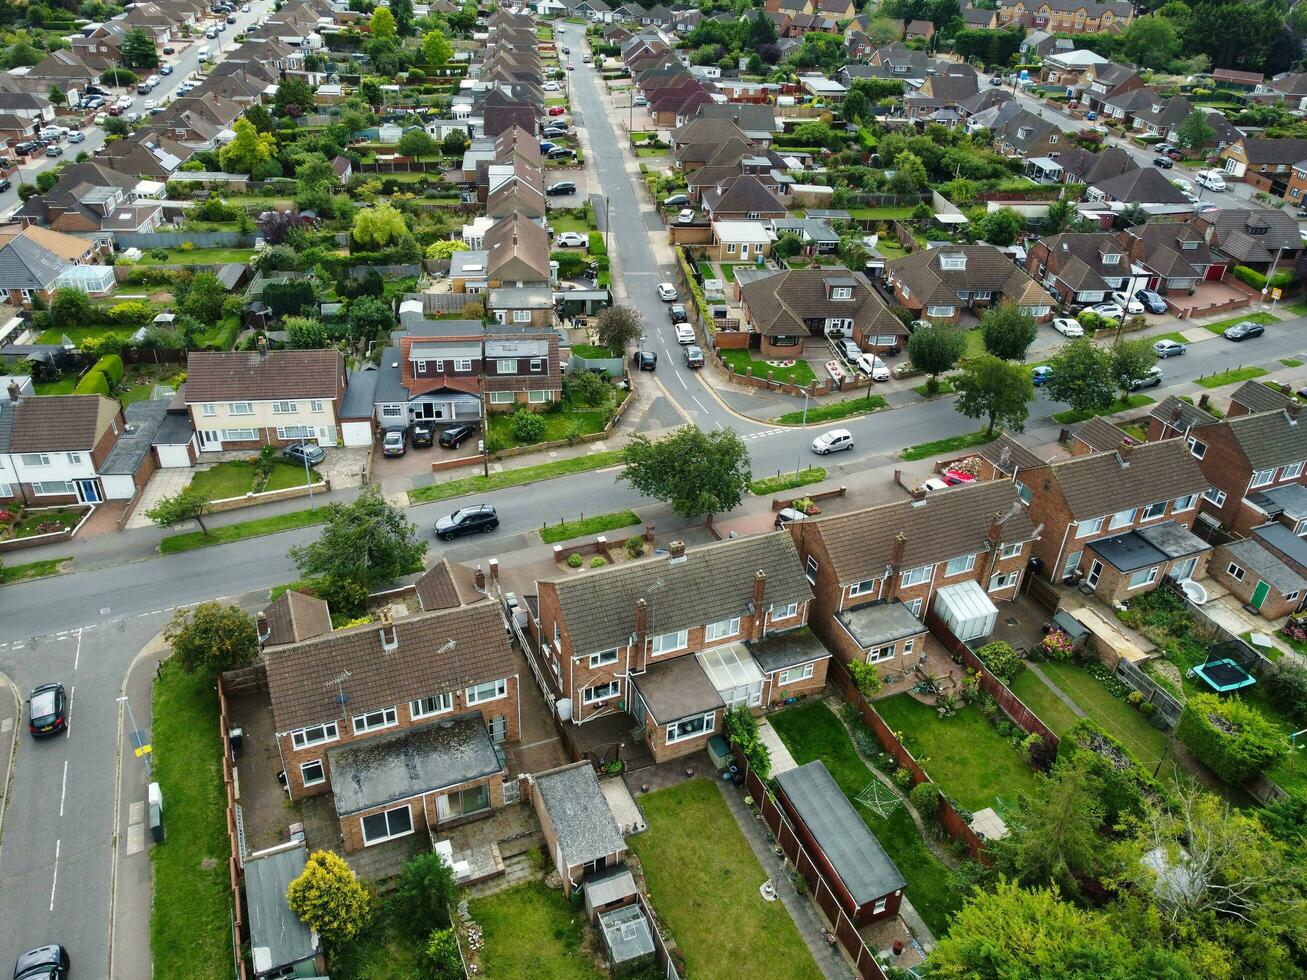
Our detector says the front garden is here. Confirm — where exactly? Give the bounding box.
[484,376,627,452]
[0,505,85,541]
[187,454,322,501]
[718,349,818,387]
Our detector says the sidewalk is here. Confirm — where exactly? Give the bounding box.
[0,673,18,849]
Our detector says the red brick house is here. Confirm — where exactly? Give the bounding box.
[738,267,906,357]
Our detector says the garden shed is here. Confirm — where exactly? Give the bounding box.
[933,580,998,642]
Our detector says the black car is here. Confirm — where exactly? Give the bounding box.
[283,442,325,466]
[14,945,70,980]
[27,683,66,738]
[547,146,576,160]
[668,304,687,323]
[1152,155,1174,169]
[0,178,10,192]
[435,504,499,540]
[439,422,477,448]
[411,420,435,448]
[546,180,576,196]
[684,345,704,368]
[634,350,657,371]
[1224,320,1266,341]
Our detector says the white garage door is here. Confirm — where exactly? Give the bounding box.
[342,421,374,447]
[156,443,193,468]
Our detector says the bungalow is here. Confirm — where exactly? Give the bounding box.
[0,225,107,307]
[1026,231,1146,307]
[885,245,1053,324]
[708,220,775,263]
[1218,138,1307,198]
[701,175,788,222]
[1197,207,1302,274]
[739,266,906,357]
[1086,168,1192,210]
[1120,222,1226,294]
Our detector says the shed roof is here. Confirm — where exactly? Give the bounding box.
[534,764,625,869]
[1222,537,1307,596]
[245,844,318,974]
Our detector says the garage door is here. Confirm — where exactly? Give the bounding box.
[1205,264,1227,282]
[342,421,374,447]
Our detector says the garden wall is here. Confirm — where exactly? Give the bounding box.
[216,670,254,980]
[207,479,331,514]
[114,231,255,249]
[0,504,94,553]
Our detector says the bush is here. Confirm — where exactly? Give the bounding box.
[89,353,125,386]
[909,780,941,816]
[1127,690,1144,706]
[848,660,883,698]
[1176,693,1287,785]
[1264,660,1307,727]
[393,851,457,941]
[286,849,373,948]
[589,556,608,567]
[566,553,583,568]
[315,576,370,619]
[105,300,153,325]
[973,640,1025,684]
[509,410,547,443]
[74,370,110,396]
[587,231,606,256]
[1058,719,1166,824]
[892,766,914,789]
[1232,265,1267,290]
[625,536,645,559]
[724,703,771,779]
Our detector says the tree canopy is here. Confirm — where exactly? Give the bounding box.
[953,354,1032,435]
[979,302,1038,361]
[289,484,427,590]
[163,602,258,675]
[219,118,277,174]
[1045,338,1115,415]
[620,426,752,519]
[907,324,967,382]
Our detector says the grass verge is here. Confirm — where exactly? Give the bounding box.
[1280,358,1303,368]
[408,449,626,505]
[539,510,640,543]
[750,466,826,496]
[159,508,325,554]
[469,881,604,980]
[150,662,231,980]
[1200,311,1279,335]
[900,429,997,461]
[0,556,71,585]
[629,779,823,979]
[914,378,956,398]
[1050,393,1154,425]
[773,394,887,425]
[1195,366,1268,389]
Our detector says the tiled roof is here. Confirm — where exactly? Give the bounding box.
[1037,440,1208,518]
[1237,137,1307,165]
[1092,167,1190,204]
[415,557,481,611]
[1230,380,1292,415]
[1149,395,1217,430]
[264,601,512,733]
[1219,538,1307,596]
[740,267,904,338]
[184,349,343,404]
[1073,416,1133,453]
[8,394,114,452]
[975,432,1045,474]
[887,245,1050,308]
[260,590,332,648]
[1219,408,1307,471]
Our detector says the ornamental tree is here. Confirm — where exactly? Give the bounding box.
[163,602,259,675]
[620,425,751,519]
[287,850,373,948]
[146,487,214,535]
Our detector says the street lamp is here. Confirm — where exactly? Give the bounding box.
[117,695,152,777]
[301,446,314,511]
[794,388,809,479]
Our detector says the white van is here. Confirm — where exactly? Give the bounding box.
[1195,170,1227,192]
[38,126,62,141]
[197,46,211,61]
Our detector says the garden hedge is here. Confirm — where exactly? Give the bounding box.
[74,369,110,396]
[1057,719,1166,823]
[90,353,124,386]
[1175,693,1286,785]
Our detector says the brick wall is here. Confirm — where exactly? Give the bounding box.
[339,771,506,852]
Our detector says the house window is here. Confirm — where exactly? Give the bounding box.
[651,630,689,656]
[849,578,876,597]
[220,428,258,442]
[228,402,253,415]
[272,400,297,414]
[901,564,931,587]
[944,554,976,576]
[1204,487,1226,506]
[777,662,814,686]
[1128,566,1159,589]
[583,681,620,704]
[277,426,313,440]
[1142,501,1167,520]
[1076,517,1105,538]
[201,403,217,417]
[415,360,428,374]
[1227,562,1246,581]
[939,253,966,270]
[466,678,508,705]
[381,405,403,418]
[927,305,955,317]
[705,617,741,642]
[1173,494,1198,512]
[666,711,714,744]
[832,286,852,300]
[868,644,897,663]
[726,242,736,254]
[19,453,50,466]
[310,400,324,413]
[909,597,923,617]
[1014,479,1033,504]
[1062,550,1083,581]
[1286,590,1300,603]
[589,649,618,668]
[772,602,798,621]
[361,805,414,846]
[443,783,490,818]
[497,360,518,374]
[1186,437,1206,459]
[528,390,550,404]
[513,310,532,323]
[1284,461,1304,480]
[352,706,398,735]
[300,760,326,787]
[873,897,888,915]
[1000,542,1023,559]
[290,722,339,750]
[805,555,818,584]
[1109,507,1135,530]
[490,391,514,404]
[32,481,74,496]
[530,359,543,372]
[410,692,453,719]
[1102,252,1120,264]
[990,570,1019,591]
[1252,468,1277,488]
[454,359,472,372]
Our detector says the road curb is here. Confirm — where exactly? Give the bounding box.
[0,670,22,852]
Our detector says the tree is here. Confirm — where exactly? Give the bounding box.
[424,929,463,980]
[347,296,394,344]
[285,316,330,349]
[369,5,397,39]
[1109,338,1157,400]
[258,209,298,246]
[101,68,138,87]
[389,0,414,35]
[954,354,1033,435]
[162,601,258,675]
[244,103,274,134]
[121,27,159,69]
[351,202,408,248]
[146,487,215,536]
[394,851,458,940]
[1042,198,1084,235]
[426,239,468,260]
[287,850,373,949]
[887,150,927,194]
[620,425,751,519]
[1176,110,1216,151]
[593,305,643,353]
[976,207,1024,247]
[397,128,436,158]
[1045,338,1115,415]
[49,287,93,328]
[908,324,967,389]
[218,117,276,174]
[979,302,1037,361]
[1117,203,1149,228]
[289,484,427,590]
[179,271,228,324]
[422,28,452,65]
[274,76,315,117]
[442,129,470,156]
[842,89,870,125]
[1120,15,1180,69]
[746,9,778,47]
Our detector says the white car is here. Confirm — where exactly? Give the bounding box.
[919,478,951,493]
[632,95,648,107]
[675,323,695,344]
[811,428,854,455]
[554,231,586,247]
[656,282,678,301]
[676,208,695,224]
[543,81,561,92]
[1051,317,1084,337]
[1087,302,1126,319]
[860,353,890,381]
[1195,169,1227,191]
[1109,291,1146,314]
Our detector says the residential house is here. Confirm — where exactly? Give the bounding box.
[1018,29,1059,58]
[0,392,132,506]
[1038,48,1109,88]
[1257,71,1307,110]
[1066,415,1135,457]
[1146,394,1218,443]
[1095,86,1155,128]
[1196,207,1302,274]
[95,133,193,179]
[1130,94,1192,141]
[262,597,520,851]
[1019,440,1210,603]
[1082,63,1144,113]
[0,93,54,125]
[708,221,775,263]
[1228,379,1292,418]
[905,69,980,127]
[1086,167,1192,210]
[961,6,998,28]
[485,170,546,220]
[530,763,628,894]
[701,175,788,222]
[770,216,840,255]
[1213,69,1264,91]
[998,0,1134,35]
[1029,145,1136,186]
[528,535,827,763]
[790,480,1036,672]
[739,267,906,357]
[184,347,347,452]
[691,103,779,145]
[904,18,935,41]
[1026,231,1146,306]
[0,225,108,307]
[1211,534,1307,619]
[1119,222,1227,294]
[990,105,1067,160]
[1219,138,1307,197]
[885,245,1053,323]
[816,0,857,18]
[15,163,163,236]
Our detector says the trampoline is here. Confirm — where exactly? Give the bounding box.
[1188,640,1259,693]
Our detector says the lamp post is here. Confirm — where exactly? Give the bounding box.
[794,388,809,479]
[302,446,314,510]
[117,695,152,777]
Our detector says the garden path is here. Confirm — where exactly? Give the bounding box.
[1024,663,1087,721]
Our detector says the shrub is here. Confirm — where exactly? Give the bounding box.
[1040,629,1075,661]
[315,576,370,619]
[1058,718,1166,824]
[848,660,883,698]
[724,703,771,780]
[589,556,608,568]
[393,851,457,941]
[974,640,1025,683]
[1263,660,1307,727]
[1127,690,1144,706]
[89,353,124,386]
[424,928,463,980]
[566,553,583,568]
[509,410,546,443]
[625,536,645,559]
[1176,693,1287,785]
[1139,701,1156,717]
[587,231,606,256]
[1232,265,1267,290]
[892,766,914,789]
[286,849,373,948]
[74,370,110,396]
[909,780,941,816]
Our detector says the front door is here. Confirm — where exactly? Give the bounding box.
[198,429,221,451]
[1251,580,1271,610]
[1086,560,1103,589]
[75,479,101,503]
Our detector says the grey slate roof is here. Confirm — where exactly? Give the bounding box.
[0,234,71,290]
[1220,409,1307,471]
[546,533,813,656]
[1222,537,1307,595]
[1230,380,1291,416]
[533,764,626,868]
[775,761,906,905]
[1249,481,1307,521]
[327,713,503,816]
[1035,440,1207,519]
[1092,167,1191,204]
[976,432,1045,475]
[244,844,318,973]
[1255,520,1307,570]
[1073,416,1132,453]
[835,601,926,650]
[100,399,168,476]
[1149,395,1217,431]
[747,626,831,674]
[340,368,378,420]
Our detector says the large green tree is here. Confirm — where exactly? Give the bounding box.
[1109,338,1158,401]
[351,202,408,248]
[1045,338,1115,415]
[121,27,159,69]
[1120,14,1180,69]
[289,484,427,590]
[369,5,397,40]
[146,487,214,535]
[218,118,276,174]
[620,426,751,519]
[979,301,1037,361]
[422,28,452,65]
[273,76,315,117]
[907,324,967,390]
[1176,110,1216,151]
[178,271,228,324]
[953,354,1033,435]
[287,850,373,949]
[163,602,258,675]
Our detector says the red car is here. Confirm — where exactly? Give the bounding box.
[548,105,566,116]
[941,469,977,486]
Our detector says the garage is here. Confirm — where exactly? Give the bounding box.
[341,421,374,447]
[1205,264,1227,282]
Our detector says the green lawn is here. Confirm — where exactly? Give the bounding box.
[470,881,603,980]
[408,449,626,504]
[158,508,326,554]
[1149,331,1190,347]
[718,349,817,387]
[486,395,620,450]
[914,378,956,398]
[328,896,427,980]
[197,315,241,351]
[770,703,960,937]
[874,695,1040,812]
[134,247,258,265]
[1200,311,1280,335]
[1035,661,1168,769]
[848,206,919,220]
[36,325,138,345]
[1284,302,1307,317]
[1196,366,1269,389]
[0,556,71,585]
[539,509,640,543]
[550,212,592,234]
[629,780,823,980]
[570,344,618,359]
[1051,393,1154,425]
[1008,670,1082,735]
[119,379,162,406]
[1280,358,1303,368]
[150,662,231,980]
[750,466,826,496]
[34,376,78,395]
[10,507,81,537]
[187,460,320,500]
[773,393,887,425]
[901,429,997,461]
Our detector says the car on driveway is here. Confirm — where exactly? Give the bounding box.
[684,344,704,368]
[162,44,175,54]
[14,944,70,980]
[668,304,687,323]
[546,180,575,196]
[663,193,689,207]
[1032,365,1053,386]
[1051,316,1083,337]
[1131,365,1164,391]
[438,422,477,449]
[676,208,695,224]
[44,145,62,157]
[1153,339,1186,358]
[1224,320,1266,341]
[1109,291,1146,314]
[554,231,587,247]
[656,282,677,301]
[547,146,576,160]
[435,504,499,540]
[283,442,325,466]
[382,428,406,456]
[1135,289,1168,314]
[1152,155,1174,169]
[543,81,560,92]
[1087,302,1126,319]
[411,420,435,448]
[675,323,696,344]
[919,477,951,493]
[633,94,648,107]
[548,105,566,116]
[27,683,67,737]
[543,125,569,138]
[774,507,807,530]
[634,350,657,370]
[811,428,853,454]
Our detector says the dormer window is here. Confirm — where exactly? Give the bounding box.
[1180,240,1198,250]
[1101,252,1120,264]
[832,286,852,300]
[939,253,967,271]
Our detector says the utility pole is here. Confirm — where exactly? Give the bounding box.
[117,695,152,777]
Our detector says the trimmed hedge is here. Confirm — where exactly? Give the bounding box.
[74,370,111,396]
[587,232,606,257]
[90,353,124,386]
[1175,693,1286,785]
[1232,265,1297,292]
[1057,718,1166,824]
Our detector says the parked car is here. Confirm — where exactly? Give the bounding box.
[1224,320,1265,341]
[160,65,173,75]
[546,180,576,196]
[381,428,406,456]
[1109,291,1146,314]
[1153,339,1186,358]
[1195,169,1227,192]
[438,422,478,448]
[676,208,695,224]
[1131,365,1164,390]
[860,353,891,381]
[656,282,678,301]
[227,13,236,22]
[543,125,569,138]
[410,420,435,448]
[684,344,704,368]
[663,193,689,207]
[634,350,657,371]
[44,145,62,157]
[989,76,1003,86]
[1087,301,1125,319]
[1031,365,1053,386]
[1085,110,1098,120]
[0,178,10,192]
[547,105,566,116]
[561,45,570,54]
[632,95,648,107]
[1135,289,1168,314]
[566,62,574,71]
[435,504,499,540]
[283,442,325,466]
[554,231,586,247]
[941,469,977,485]
[547,146,576,160]
[27,683,67,737]
[1152,155,1174,169]
[162,44,175,54]
[919,477,951,493]
[668,304,687,323]
[774,507,807,529]
[13,945,70,980]
[205,27,217,37]
[1051,316,1083,337]
[908,319,933,333]
[675,323,696,345]
[811,428,854,454]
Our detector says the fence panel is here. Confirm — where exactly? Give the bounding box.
[114,230,255,249]
[1115,658,1184,728]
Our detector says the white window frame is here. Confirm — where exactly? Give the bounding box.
[1227,562,1246,581]
[1251,468,1277,488]
[1283,461,1304,480]
[409,692,453,720]
[1109,507,1135,530]
[927,304,955,318]
[528,389,549,404]
[512,310,531,323]
[454,358,472,372]
[352,706,398,735]
[220,428,258,442]
[1186,436,1206,459]
[276,425,313,440]
[310,399,324,413]
[228,401,254,415]
[588,648,618,668]
[1173,494,1197,512]
[666,711,715,744]
[777,661,814,686]
[1204,486,1226,506]
[848,578,876,597]
[867,644,897,663]
[805,555,818,584]
[901,564,931,587]
[272,400,297,414]
[705,617,741,642]
[489,391,514,404]
[1141,501,1167,521]
[651,630,689,656]
[909,597,923,617]
[299,759,326,786]
[201,403,217,417]
[19,453,49,466]
[381,404,404,418]
[290,722,339,750]
[772,601,798,621]
[582,680,620,704]
[32,481,74,496]
[831,286,852,300]
[999,542,1023,559]
[990,570,1019,592]
[1076,516,1105,538]
[465,678,508,705]
[1128,566,1159,590]
[497,359,518,373]
[944,554,975,576]
[361,804,414,846]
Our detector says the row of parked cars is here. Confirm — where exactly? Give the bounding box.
[380,420,478,457]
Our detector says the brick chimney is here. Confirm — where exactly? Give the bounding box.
[632,597,649,673]
[488,557,499,581]
[6,382,18,402]
[887,532,907,600]
[257,334,269,357]
[1286,401,1300,424]
[987,511,1004,549]
[256,610,271,646]
[377,608,399,653]
[668,539,686,559]
[474,564,486,591]
[1117,440,1134,467]
[751,570,767,641]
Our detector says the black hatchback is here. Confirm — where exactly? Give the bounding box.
[439,423,477,449]
[435,504,499,540]
[27,684,66,738]
[411,420,435,448]
[14,945,70,980]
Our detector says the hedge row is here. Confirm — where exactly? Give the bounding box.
[74,369,111,396]
[1232,265,1297,292]
[1175,693,1285,785]
[1057,718,1168,823]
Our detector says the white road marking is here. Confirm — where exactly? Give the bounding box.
[73,628,82,671]
[692,396,708,413]
[49,839,60,912]
[676,371,687,390]
[65,686,73,739]
[59,760,67,817]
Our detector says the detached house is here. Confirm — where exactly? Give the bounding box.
[739,267,905,358]
[1195,207,1302,274]
[1026,231,1146,306]
[886,245,1053,323]
[1120,222,1227,294]
[1218,138,1307,198]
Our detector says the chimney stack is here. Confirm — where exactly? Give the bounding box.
[6,382,18,402]
[474,564,486,591]
[668,539,686,559]
[377,608,398,652]
[256,610,270,645]
[887,532,908,600]
[257,334,269,358]
[752,570,767,641]
[987,511,1004,548]
[1117,440,1134,467]
[488,557,499,581]
[633,597,649,673]
[1287,402,1301,424]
